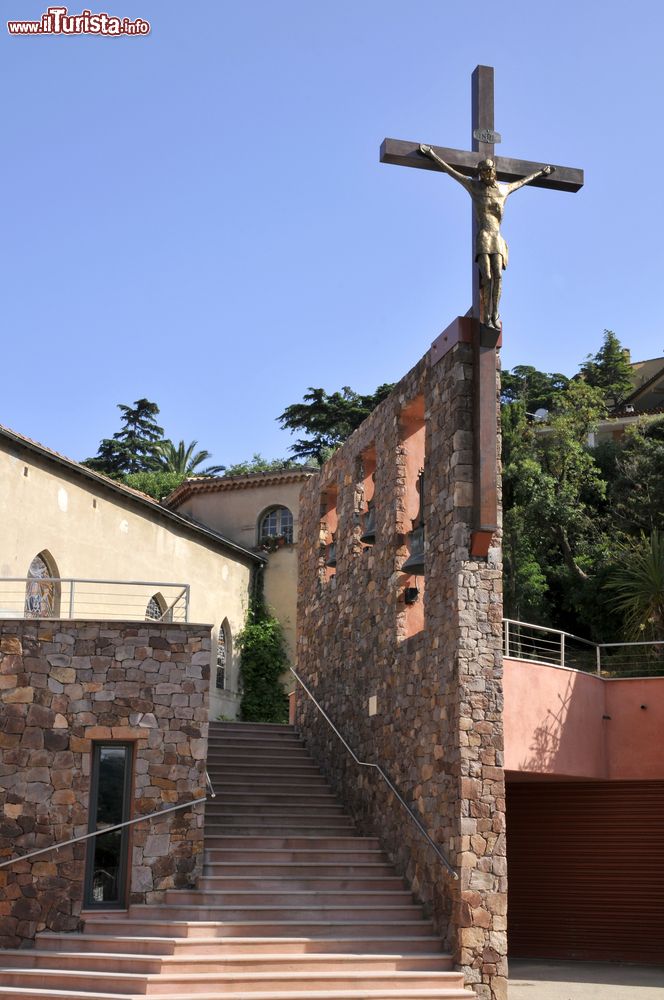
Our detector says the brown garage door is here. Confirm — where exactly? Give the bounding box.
[507,780,664,964]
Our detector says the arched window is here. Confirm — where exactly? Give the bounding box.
[215,621,229,690]
[24,551,60,618]
[259,506,294,545]
[145,592,172,622]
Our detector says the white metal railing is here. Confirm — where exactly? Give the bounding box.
[0,578,190,623]
[503,618,664,677]
[290,667,459,881]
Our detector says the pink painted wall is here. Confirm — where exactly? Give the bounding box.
[606,679,664,778]
[504,658,664,780]
[504,658,606,778]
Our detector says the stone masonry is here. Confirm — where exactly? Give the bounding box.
[296,326,506,1000]
[0,619,211,948]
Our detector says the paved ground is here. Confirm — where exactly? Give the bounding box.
[509,960,664,999]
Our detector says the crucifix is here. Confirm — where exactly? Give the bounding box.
[380,65,583,556]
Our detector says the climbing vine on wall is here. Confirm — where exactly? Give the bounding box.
[237,581,289,723]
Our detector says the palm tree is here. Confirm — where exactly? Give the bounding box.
[604,531,664,640]
[154,440,225,476]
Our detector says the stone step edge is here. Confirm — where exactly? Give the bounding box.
[195,863,392,869]
[2,950,449,964]
[38,934,445,947]
[79,919,433,929]
[163,891,413,898]
[201,833,380,853]
[0,969,464,984]
[201,851,385,857]
[0,989,473,1000]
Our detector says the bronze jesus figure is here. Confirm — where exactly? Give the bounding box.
[419,144,553,329]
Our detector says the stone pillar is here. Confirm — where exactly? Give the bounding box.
[295,323,506,1000]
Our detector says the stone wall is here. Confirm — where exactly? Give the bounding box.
[295,324,506,1000]
[0,619,210,948]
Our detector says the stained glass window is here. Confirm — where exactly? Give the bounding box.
[216,623,227,690]
[24,553,57,618]
[146,594,165,621]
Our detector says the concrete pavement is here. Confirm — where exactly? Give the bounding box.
[509,959,664,999]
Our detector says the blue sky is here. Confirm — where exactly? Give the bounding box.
[3,1,663,467]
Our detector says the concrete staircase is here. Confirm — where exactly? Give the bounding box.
[0,721,472,999]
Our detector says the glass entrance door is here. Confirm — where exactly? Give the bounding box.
[85,743,133,908]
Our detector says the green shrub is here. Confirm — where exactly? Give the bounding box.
[237,599,289,723]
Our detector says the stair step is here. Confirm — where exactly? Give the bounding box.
[38,933,445,956]
[207,752,312,766]
[208,772,325,784]
[0,994,472,1000]
[203,836,380,849]
[206,796,342,807]
[205,811,352,821]
[0,967,467,995]
[163,890,414,906]
[0,989,472,1000]
[199,877,404,891]
[202,849,385,862]
[205,830,359,839]
[209,723,296,733]
[206,737,306,748]
[126,904,425,922]
[80,918,437,939]
[197,865,396,877]
[0,950,453,974]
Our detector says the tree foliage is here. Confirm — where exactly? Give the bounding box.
[501,365,569,412]
[154,439,225,476]
[83,399,165,475]
[278,384,395,464]
[604,532,664,640]
[122,470,188,501]
[500,330,664,644]
[578,329,634,406]
[223,453,301,477]
[83,400,225,480]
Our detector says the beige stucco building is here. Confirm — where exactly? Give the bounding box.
[0,424,264,721]
[164,468,316,677]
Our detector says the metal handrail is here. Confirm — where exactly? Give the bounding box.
[503,617,664,675]
[503,617,596,645]
[289,667,459,881]
[205,769,216,798]
[0,794,207,870]
[0,576,191,623]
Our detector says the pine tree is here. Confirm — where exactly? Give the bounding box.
[83,399,165,475]
[579,330,633,407]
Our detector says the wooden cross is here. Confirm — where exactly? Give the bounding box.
[380,65,583,556]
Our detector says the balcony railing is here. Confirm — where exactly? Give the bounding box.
[0,578,190,623]
[504,618,664,678]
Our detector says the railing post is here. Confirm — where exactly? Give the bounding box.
[504,619,510,658]
[596,645,602,675]
[68,580,75,619]
[184,585,190,623]
[560,632,565,668]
